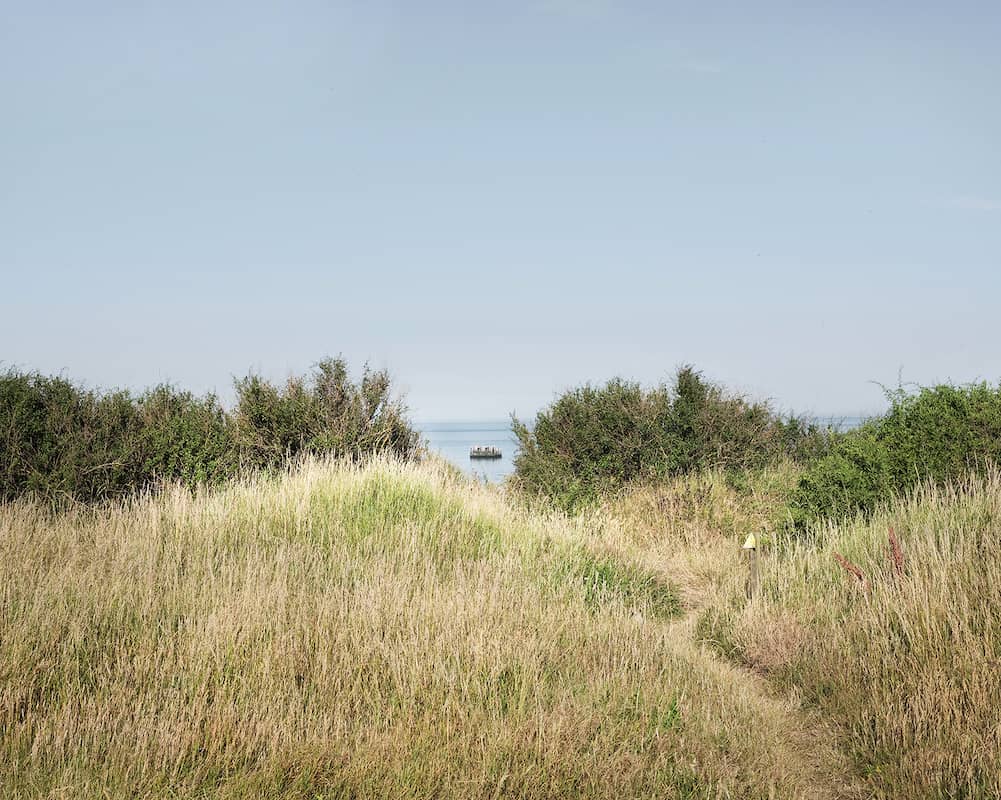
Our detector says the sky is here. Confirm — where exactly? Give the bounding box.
[2,0,999,421]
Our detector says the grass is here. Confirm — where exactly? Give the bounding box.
[1,456,838,799]
[697,470,1001,798]
[4,454,995,798]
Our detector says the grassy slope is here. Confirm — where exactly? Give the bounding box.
[4,457,995,799]
[698,472,1001,799]
[2,458,836,800]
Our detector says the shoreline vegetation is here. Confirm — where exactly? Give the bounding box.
[0,359,418,505]
[3,359,1001,798]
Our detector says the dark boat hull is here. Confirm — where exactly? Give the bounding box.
[469,446,503,459]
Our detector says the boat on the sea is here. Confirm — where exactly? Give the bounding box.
[469,445,502,459]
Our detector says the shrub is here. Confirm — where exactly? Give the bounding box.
[512,366,827,511]
[0,359,419,504]
[233,358,420,470]
[136,386,237,486]
[788,382,1001,529]
[0,371,239,503]
[786,427,893,530]
[0,370,144,503]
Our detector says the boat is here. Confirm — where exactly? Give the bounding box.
[469,445,502,459]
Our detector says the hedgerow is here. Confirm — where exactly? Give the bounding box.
[0,358,418,504]
[512,366,829,511]
[788,382,1001,529]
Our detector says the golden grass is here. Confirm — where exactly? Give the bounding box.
[2,457,842,799]
[699,471,1001,798]
[607,462,803,607]
[14,451,987,799]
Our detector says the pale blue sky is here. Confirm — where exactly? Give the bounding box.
[3,1,999,420]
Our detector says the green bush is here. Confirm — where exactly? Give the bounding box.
[233,358,419,470]
[136,386,236,486]
[786,427,893,530]
[0,371,142,503]
[0,359,418,504]
[512,366,828,511]
[789,382,1001,529]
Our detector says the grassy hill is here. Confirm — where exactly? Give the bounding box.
[3,457,997,798]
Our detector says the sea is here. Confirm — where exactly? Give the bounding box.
[417,421,520,483]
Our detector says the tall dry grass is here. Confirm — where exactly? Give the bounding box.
[698,470,1001,798]
[2,457,835,799]
[608,462,803,607]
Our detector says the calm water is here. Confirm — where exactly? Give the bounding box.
[418,421,520,483]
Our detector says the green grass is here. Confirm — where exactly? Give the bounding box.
[1,457,833,799]
[553,546,680,620]
[6,453,995,798]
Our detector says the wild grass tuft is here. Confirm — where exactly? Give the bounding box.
[699,471,1001,798]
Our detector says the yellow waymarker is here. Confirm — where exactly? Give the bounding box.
[743,533,759,597]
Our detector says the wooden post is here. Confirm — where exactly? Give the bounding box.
[742,533,759,599]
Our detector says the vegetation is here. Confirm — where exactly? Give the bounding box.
[788,381,1001,529]
[4,446,998,799]
[233,358,418,471]
[698,473,1001,798]
[0,359,418,504]
[2,457,845,800]
[5,361,1001,798]
[515,371,1001,535]
[512,367,828,511]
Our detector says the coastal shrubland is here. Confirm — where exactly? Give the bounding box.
[515,371,1001,535]
[0,359,417,504]
[511,366,828,512]
[4,362,1001,798]
[788,381,1001,529]
[505,371,1001,797]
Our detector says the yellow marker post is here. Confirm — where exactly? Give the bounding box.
[743,533,759,598]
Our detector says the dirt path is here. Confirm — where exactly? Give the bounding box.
[610,497,864,798]
[664,610,863,800]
